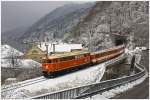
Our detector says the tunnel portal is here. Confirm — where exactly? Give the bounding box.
[110,34,128,46]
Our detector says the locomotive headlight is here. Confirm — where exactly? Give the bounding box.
[46,65,49,69]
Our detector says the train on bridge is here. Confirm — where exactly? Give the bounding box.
[42,45,125,78]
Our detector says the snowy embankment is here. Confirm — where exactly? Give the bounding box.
[1,44,41,68]
[4,63,105,99]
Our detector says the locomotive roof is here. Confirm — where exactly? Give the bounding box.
[43,51,89,59]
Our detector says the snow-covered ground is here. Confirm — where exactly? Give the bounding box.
[3,63,105,99]
[88,72,148,99]
[1,58,41,68]
[1,45,23,58]
[1,44,41,68]
[18,59,41,68]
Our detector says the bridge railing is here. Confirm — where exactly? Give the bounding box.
[31,54,146,99]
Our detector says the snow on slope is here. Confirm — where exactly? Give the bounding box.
[6,63,105,99]
[1,45,41,68]
[1,45,23,58]
[1,45,23,68]
[19,59,41,68]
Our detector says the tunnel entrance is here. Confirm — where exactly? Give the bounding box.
[115,38,127,46]
[110,34,127,46]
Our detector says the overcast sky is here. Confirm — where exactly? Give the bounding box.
[2,1,87,33]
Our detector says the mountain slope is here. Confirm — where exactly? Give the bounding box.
[1,26,29,51]
[65,1,149,51]
[20,3,95,43]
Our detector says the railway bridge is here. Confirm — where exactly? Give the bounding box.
[31,53,147,99]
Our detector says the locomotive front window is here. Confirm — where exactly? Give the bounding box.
[47,60,52,63]
[42,59,47,63]
[42,59,52,63]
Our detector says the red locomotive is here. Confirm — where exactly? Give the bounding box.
[42,45,125,78]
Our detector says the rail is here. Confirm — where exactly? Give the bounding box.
[31,53,146,99]
[1,77,46,93]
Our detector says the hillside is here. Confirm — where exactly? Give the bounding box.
[2,1,148,52]
[20,3,94,43]
[2,3,94,52]
[1,26,28,51]
[64,1,149,51]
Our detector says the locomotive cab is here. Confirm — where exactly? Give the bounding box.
[41,51,91,78]
[42,57,58,78]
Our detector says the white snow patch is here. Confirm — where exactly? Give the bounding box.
[1,45,26,68]
[1,59,12,67]
[135,47,147,51]
[6,63,106,99]
[5,78,17,81]
[19,59,41,68]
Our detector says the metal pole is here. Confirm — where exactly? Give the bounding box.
[130,55,135,73]
[45,43,49,57]
[53,43,55,54]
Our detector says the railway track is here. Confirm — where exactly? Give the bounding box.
[1,76,47,93]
